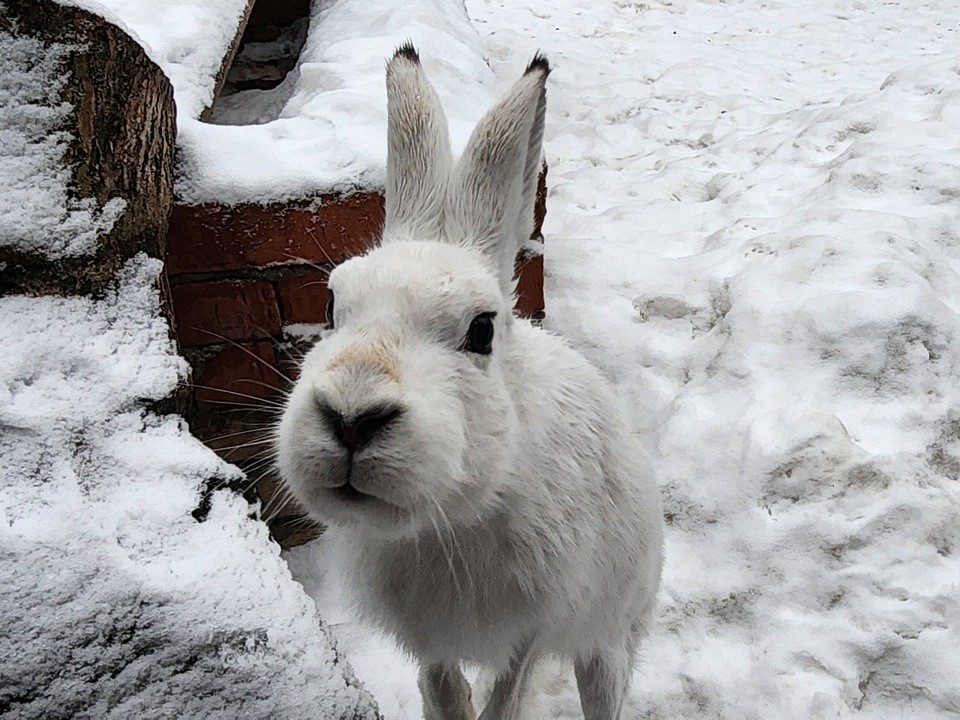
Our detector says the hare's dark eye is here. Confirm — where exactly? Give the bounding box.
[463,312,496,355]
[325,292,335,328]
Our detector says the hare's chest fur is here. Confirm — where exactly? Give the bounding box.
[341,521,540,666]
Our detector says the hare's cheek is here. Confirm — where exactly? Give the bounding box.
[404,393,467,458]
[276,399,340,482]
[277,432,327,488]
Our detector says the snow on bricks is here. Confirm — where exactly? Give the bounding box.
[166,195,385,274]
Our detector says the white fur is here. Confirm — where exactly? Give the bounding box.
[277,48,664,720]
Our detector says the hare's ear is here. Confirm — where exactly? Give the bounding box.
[384,44,452,241]
[446,55,549,294]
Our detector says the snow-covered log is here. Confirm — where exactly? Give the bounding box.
[0,0,174,295]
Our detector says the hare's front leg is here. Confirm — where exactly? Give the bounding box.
[574,641,633,720]
[419,663,476,720]
[477,639,537,720]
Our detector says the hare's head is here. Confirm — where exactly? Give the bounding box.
[277,45,549,536]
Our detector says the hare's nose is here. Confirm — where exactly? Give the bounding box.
[319,404,403,452]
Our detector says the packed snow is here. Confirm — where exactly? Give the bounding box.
[0,258,378,718]
[75,0,498,205]
[0,25,125,258]
[288,0,960,718]
[175,0,498,204]
[62,0,250,120]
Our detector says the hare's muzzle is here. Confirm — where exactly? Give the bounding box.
[317,403,404,454]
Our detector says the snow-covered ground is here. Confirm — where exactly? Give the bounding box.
[290,1,960,717]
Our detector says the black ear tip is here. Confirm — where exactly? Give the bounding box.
[394,41,420,63]
[525,52,550,76]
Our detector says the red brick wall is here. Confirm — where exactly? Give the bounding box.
[166,184,545,546]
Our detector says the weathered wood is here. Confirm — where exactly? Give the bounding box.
[0,0,175,296]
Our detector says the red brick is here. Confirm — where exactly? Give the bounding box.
[278,351,303,385]
[172,279,281,347]
[310,193,384,261]
[249,471,294,515]
[515,253,544,318]
[278,269,330,325]
[533,164,548,239]
[166,193,384,274]
[195,341,282,405]
[196,409,277,464]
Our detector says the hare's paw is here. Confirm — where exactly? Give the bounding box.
[419,663,476,720]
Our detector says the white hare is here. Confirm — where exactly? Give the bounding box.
[277,45,663,720]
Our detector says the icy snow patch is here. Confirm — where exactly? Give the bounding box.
[0,29,125,259]
[0,257,379,718]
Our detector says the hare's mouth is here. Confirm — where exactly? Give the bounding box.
[331,480,369,502]
[328,479,400,512]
